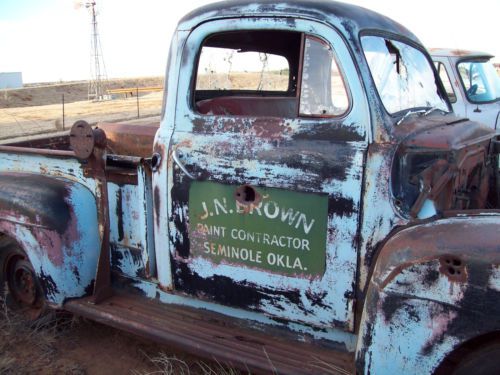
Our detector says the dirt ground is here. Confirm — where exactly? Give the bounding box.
[0,300,242,375]
[0,77,163,109]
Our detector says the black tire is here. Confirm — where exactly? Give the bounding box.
[452,341,500,375]
[0,235,46,320]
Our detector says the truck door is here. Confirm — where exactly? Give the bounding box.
[165,18,369,330]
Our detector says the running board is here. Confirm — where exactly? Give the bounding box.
[65,294,354,375]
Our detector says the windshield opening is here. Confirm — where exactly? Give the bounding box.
[361,36,448,115]
[457,59,500,103]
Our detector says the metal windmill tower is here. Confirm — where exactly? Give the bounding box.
[85,1,108,101]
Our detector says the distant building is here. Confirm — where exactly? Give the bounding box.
[0,72,23,89]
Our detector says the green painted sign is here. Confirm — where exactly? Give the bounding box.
[188,181,328,277]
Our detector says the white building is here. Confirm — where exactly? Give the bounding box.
[0,72,23,89]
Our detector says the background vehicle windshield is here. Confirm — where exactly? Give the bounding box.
[457,60,500,103]
[361,36,448,114]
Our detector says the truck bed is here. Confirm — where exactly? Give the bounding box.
[1,120,160,158]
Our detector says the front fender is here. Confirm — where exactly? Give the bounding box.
[0,172,100,305]
[356,214,500,374]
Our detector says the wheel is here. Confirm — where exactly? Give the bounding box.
[452,341,500,375]
[0,236,46,320]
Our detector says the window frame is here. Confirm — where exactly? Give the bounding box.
[435,61,457,103]
[456,57,500,105]
[359,30,451,118]
[190,30,352,120]
[298,34,351,119]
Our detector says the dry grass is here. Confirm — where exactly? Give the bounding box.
[0,294,245,375]
[0,294,83,374]
[0,92,162,140]
[135,352,244,375]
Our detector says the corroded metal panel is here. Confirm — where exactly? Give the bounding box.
[117,274,358,352]
[99,121,159,158]
[0,172,100,305]
[0,150,98,192]
[160,17,370,330]
[356,215,500,374]
[108,163,155,278]
[152,29,190,290]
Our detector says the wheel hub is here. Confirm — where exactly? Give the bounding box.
[8,257,37,306]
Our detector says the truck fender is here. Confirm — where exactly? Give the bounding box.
[0,172,100,306]
[356,215,500,374]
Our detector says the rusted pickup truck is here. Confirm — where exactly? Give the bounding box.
[1,1,499,374]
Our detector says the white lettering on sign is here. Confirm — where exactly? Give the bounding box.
[200,199,316,235]
[196,223,227,237]
[203,241,262,263]
[229,229,310,251]
[202,241,305,270]
[267,252,304,270]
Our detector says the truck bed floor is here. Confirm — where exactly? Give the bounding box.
[64,293,354,375]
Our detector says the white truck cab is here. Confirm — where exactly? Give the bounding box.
[431,48,500,130]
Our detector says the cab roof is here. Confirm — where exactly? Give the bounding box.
[178,0,420,44]
[430,48,494,60]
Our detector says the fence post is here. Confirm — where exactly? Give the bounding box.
[136,87,140,118]
[62,94,65,130]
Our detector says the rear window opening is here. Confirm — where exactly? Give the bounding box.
[196,47,291,92]
[193,30,349,118]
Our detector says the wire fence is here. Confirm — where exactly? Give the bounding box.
[0,82,163,141]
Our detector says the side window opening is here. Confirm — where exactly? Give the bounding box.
[457,60,500,103]
[434,62,457,103]
[194,30,301,118]
[193,30,350,118]
[299,36,349,117]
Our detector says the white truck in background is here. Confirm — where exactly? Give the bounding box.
[431,48,500,130]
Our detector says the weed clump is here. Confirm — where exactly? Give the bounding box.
[0,293,81,374]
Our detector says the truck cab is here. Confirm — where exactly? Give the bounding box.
[431,48,500,129]
[1,1,499,374]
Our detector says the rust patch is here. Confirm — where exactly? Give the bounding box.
[70,120,96,159]
[439,255,467,282]
[234,184,262,210]
[0,172,72,235]
[192,116,292,141]
[154,186,161,227]
[99,121,159,158]
[374,217,500,291]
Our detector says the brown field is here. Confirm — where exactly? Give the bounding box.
[0,77,164,140]
[197,72,289,91]
[0,77,164,108]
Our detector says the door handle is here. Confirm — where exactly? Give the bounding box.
[172,149,196,180]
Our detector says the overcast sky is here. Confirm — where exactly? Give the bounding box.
[0,0,498,83]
